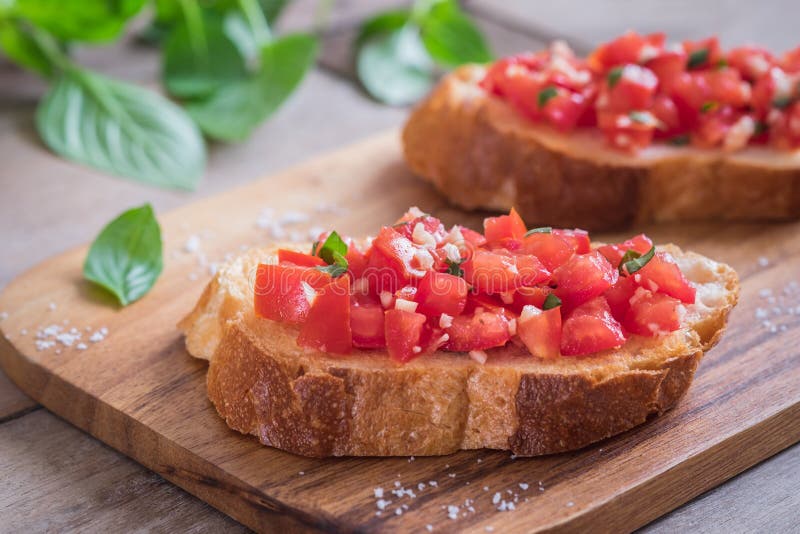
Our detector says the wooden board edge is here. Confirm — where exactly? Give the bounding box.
[544,404,800,533]
[0,334,332,533]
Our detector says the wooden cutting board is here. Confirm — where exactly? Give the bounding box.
[1,131,799,533]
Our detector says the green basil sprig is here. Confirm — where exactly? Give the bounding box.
[620,246,656,275]
[525,227,552,236]
[355,0,492,106]
[445,258,465,277]
[314,231,349,278]
[542,293,562,310]
[83,204,163,306]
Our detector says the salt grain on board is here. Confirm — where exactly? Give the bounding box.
[0,312,8,321]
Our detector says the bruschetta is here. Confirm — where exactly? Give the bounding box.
[179,207,738,457]
[403,33,800,230]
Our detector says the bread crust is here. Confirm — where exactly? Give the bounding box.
[180,245,739,457]
[402,66,800,230]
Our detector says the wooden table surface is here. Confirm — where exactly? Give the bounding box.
[2,1,798,531]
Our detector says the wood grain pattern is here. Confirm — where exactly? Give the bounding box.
[1,132,798,533]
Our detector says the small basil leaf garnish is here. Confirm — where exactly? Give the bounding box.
[687,48,709,69]
[537,86,558,108]
[622,246,656,275]
[315,250,348,278]
[542,293,562,310]
[525,227,552,236]
[445,258,465,277]
[607,66,624,88]
[668,134,690,146]
[83,204,163,306]
[317,231,348,264]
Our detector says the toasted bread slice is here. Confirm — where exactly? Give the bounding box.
[402,65,800,230]
[179,243,738,458]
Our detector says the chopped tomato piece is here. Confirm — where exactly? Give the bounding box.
[297,275,352,354]
[278,249,326,267]
[384,309,427,362]
[459,226,488,248]
[727,46,774,80]
[540,89,589,131]
[552,228,591,254]
[633,252,696,304]
[553,251,618,309]
[463,250,550,294]
[605,64,659,111]
[597,233,654,268]
[588,31,662,71]
[624,289,682,336]
[597,110,657,150]
[395,214,444,241]
[522,231,575,271]
[651,94,682,137]
[350,300,385,349]
[646,49,688,91]
[365,246,403,294]
[603,276,637,321]
[444,310,511,351]
[683,37,723,70]
[561,297,626,355]
[484,208,527,243]
[346,246,368,280]
[517,305,562,358]
[509,286,551,314]
[373,226,426,280]
[416,271,468,316]
[254,264,331,324]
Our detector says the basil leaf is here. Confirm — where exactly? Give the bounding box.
[687,48,709,69]
[755,121,769,135]
[525,227,552,236]
[607,66,623,88]
[83,204,163,306]
[773,95,792,109]
[0,19,53,77]
[356,9,410,45]
[622,246,655,275]
[318,231,348,264]
[419,0,492,67]
[356,24,434,106]
[310,240,320,256]
[163,14,247,99]
[36,69,205,189]
[538,86,558,108]
[187,33,317,141]
[315,250,348,278]
[542,293,561,310]
[445,258,465,277]
[12,0,147,42]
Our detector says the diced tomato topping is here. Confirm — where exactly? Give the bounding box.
[484,207,527,243]
[603,276,637,322]
[480,32,800,150]
[254,264,331,324]
[460,226,488,248]
[255,212,692,362]
[605,64,659,111]
[552,228,591,254]
[561,297,626,356]
[445,310,511,351]
[624,289,682,336]
[598,233,654,268]
[522,232,574,271]
[633,252,696,304]
[553,251,618,309]
[463,250,550,294]
[517,306,562,358]
[278,249,326,267]
[350,299,386,349]
[416,271,468,316]
[297,275,352,354]
[384,309,427,362]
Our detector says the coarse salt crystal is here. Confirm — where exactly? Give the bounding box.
[492,492,501,505]
[279,211,309,225]
[376,499,391,510]
[567,501,574,507]
[759,288,773,298]
[758,256,770,267]
[519,483,529,490]
[76,343,88,350]
[374,487,384,499]
[447,505,459,520]
[426,525,433,532]
[0,312,7,321]
[395,508,403,516]
[184,235,201,253]
[48,302,56,311]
